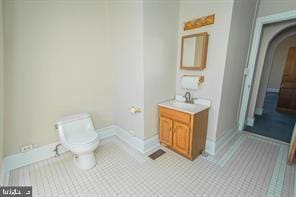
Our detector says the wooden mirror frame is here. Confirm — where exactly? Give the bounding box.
[180,32,209,70]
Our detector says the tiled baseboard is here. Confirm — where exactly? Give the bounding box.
[0,162,7,187]
[205,140,216,155]
[267,88,279,93]
[206,126,238,156]
[246,117,255,127]
[255,107,264,115]
[0,125,160,186]
[0,124,237,186]
[0,142,68,186]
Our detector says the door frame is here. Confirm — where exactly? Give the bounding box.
[238,10,296,131]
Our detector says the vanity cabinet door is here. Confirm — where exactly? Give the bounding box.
[160,117,173,146]
[173,121,190,156]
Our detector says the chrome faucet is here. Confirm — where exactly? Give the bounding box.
[184,92,192,103]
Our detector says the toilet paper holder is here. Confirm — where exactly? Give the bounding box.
[129,106,142,114]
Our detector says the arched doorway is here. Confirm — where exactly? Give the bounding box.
[245,30,296,142]
[238,10,296,131]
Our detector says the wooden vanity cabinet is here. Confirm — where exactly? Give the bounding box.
[159,106,208,160]
[159,117,173,146]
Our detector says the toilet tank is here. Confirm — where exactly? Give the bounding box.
[56,113,95,140]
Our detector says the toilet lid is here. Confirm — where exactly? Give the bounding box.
[67,129,98,145]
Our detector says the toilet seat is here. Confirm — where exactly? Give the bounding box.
[66,129,98,145]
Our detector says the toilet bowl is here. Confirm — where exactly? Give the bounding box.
[56,113,99,170]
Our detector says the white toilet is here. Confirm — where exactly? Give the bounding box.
[56,113,100,170]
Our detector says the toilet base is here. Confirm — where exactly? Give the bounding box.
[74,152,96,170]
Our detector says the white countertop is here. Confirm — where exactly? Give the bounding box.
[158,100,210,115]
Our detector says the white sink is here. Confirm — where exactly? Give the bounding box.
[171,102,196,109]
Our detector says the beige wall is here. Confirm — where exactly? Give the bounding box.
[176,1,234,141]
[0,0,3,164]
[109,0,179,140]
[217,0,259,138]
[2,0,179,155]
[268,35,296,89]
[4,0,114,155]
[109,0,145,139]
[143,0,179,139]
[6,0,292,156]
[258,0,296,17]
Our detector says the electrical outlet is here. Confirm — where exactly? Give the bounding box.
[21,144,33,153]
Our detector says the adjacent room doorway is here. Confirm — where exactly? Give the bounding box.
[239,11,296,143]
[245,46,296,142]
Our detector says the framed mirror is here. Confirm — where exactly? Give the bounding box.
[180,32,209,70]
